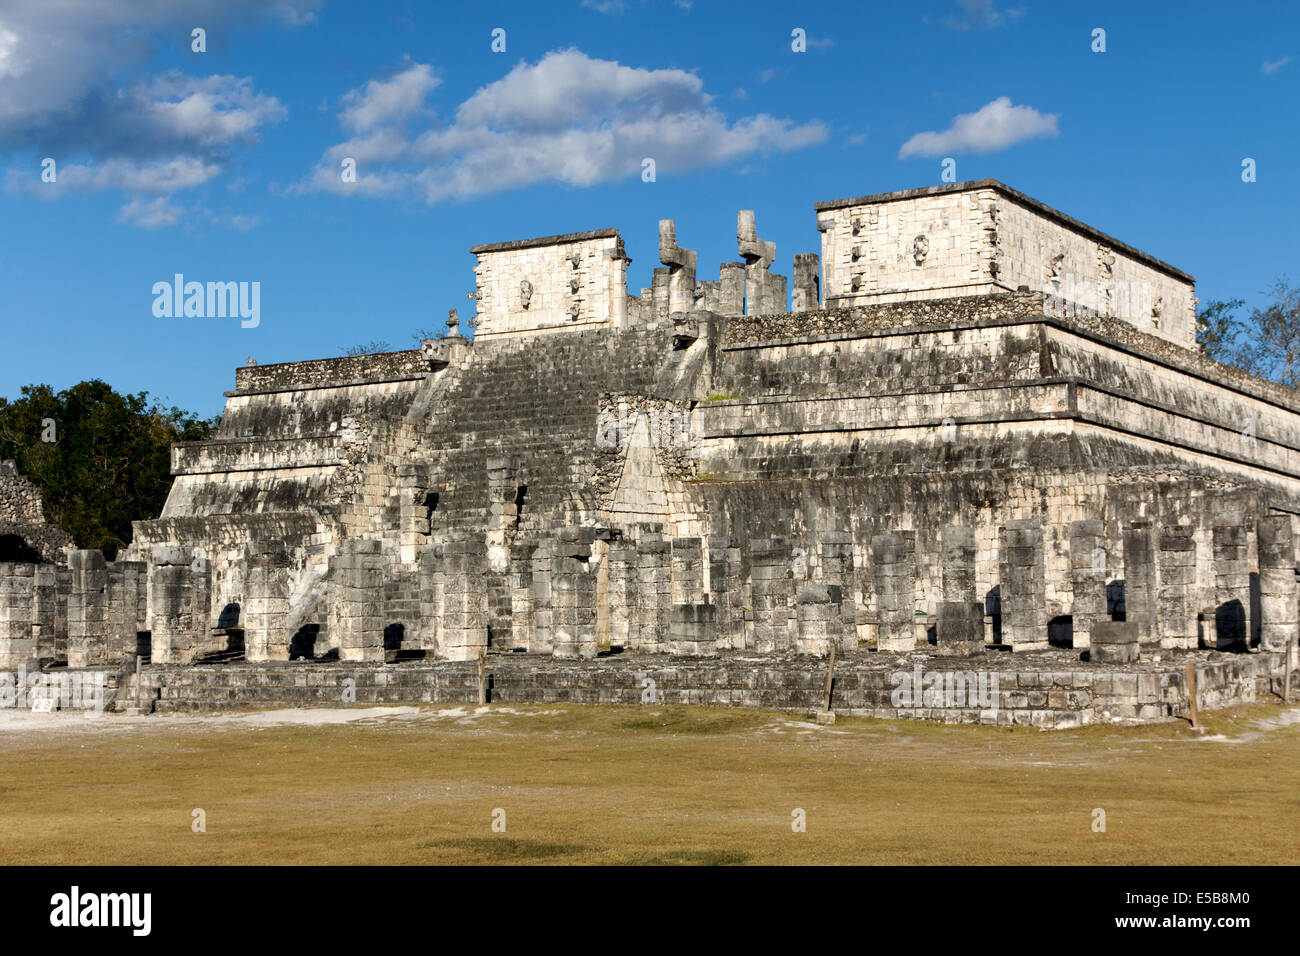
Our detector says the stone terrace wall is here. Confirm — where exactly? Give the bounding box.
[119,650,1286,730]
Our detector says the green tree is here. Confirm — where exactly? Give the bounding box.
[0,380,217,558]
[1196,297,1250,366]
[1247,278,1300,388]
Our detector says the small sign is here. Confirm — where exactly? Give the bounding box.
[31,698,55,713]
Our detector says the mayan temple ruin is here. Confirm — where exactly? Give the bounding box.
[4,179,1298,726]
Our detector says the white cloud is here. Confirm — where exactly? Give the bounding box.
[0,0,312,225]
[118,196,184,229]
[1262,56,1292,75]
[302,49,828,204]
[899,96,1058,158]
[340,61,440,133]
[937,0,1027,31]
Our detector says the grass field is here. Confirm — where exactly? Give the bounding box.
[2,702,1298,865]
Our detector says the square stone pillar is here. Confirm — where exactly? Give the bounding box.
[1157,526,1197,649]
[32,564,58,662]
[1123,520,1158,646]
[418,543,443,653]
[1091,621,1139,663]
[634,534,671,653]
[670,537,705,606]
[937,526,983,656]
[1257,515,1298,654]
[245,545,291,662]
[607,540,637,650]
[718,262,745,316]
[819,531,857,651]
[1069,519,1106,649]
[552,529,596,659]
[148,562,195,664]
[792,253,820,311]
[669,604,717,656]
[872,530,917,652]
[999,519,1047,651]
[0,561,36,668]
[1212,523,1251,651]
[331,539,385,663]
[507,540,533,652]
[68,549,108,667]
[528,538,556,653]
[751,537,795,653]
[795,583,838,656]
[106,561,145,660]
[435,536,488,661]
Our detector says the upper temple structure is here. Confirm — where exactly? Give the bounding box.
[3,179,1298,724]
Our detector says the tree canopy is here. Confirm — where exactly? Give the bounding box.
[0,380,217,558]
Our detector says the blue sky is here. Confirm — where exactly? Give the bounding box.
[0,0,1295,418]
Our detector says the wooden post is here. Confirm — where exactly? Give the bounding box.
[476,649,487,706]
[1185,659,1200,730]
[823,643,837,712]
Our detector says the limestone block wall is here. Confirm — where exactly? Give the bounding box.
[814,182,1195,348]
[471,229,630,337]
[0,562,36,666]
[0,461,45,523]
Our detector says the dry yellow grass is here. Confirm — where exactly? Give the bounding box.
[1,701,1297,865]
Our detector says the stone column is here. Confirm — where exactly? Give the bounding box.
[1123,520,1158,646]
[418,543,443,653]
[68,549,108,667]
[937,526,983,656]
[606,540,636,650]
[634,534,671,653]
[245,545,291,662]
[1069,519,1107,649]
[0,561,36,667]
[148,547,201,664]
[1157,526,1197,649]
[795,583,837,656]
[659,220,698,315]
[32,564,58,662]
[527,538,556,653]
[819,531,857,651]
[669,604,717,656]
[508,540,534,653]
[718,262,745,316]
[1212,523,1251,651]
[552,529,596,659]
[999,519,1047,651]
[1091,621,1139,663]
[671,536,705,607]
[1257,515,1298,654]
[792,252,820,311]
[436,536,488,661]
[708,536,742,651]
[106,561,144,659]
[331,539,385,663]
[872,531,917,652]
[651,267,671,323]
[751,538,795,653]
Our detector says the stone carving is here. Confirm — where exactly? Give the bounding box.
[520,279,533,309]
[911,234,929,266]
[1046,252,1065,284]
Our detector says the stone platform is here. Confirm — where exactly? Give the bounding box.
[75,647,1290,730]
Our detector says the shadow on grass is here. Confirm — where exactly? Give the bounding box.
[613,848,750,866]
[614,709,770,735]
[416,837,587,862]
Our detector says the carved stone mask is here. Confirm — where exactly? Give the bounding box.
[520,279,533,309]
